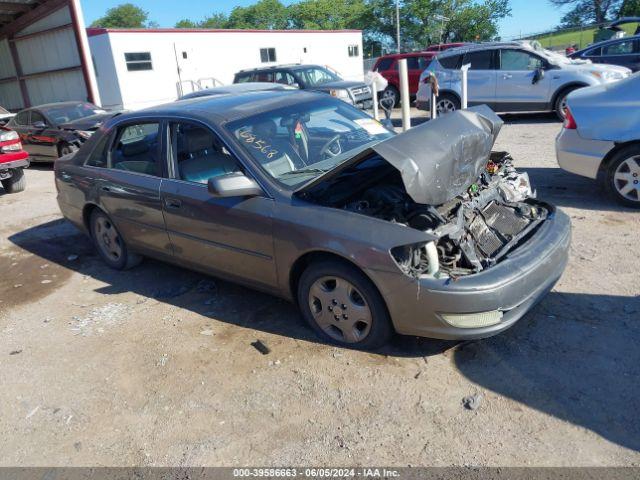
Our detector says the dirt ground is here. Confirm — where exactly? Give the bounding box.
[1,111,639,467]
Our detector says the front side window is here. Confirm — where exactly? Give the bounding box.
[275,71,297,86]
[295,66,340,87]
[260,48,277,63]
[125,52,153,71]
[110,122,160,175]
[500,50,544,71]
[226,97,394,188]
[406,57,421,70]
[419,56,432,69]
[604,40,636,55]
[463,50,494,70]
[170,122,241,184]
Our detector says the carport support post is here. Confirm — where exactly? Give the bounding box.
[461,63,470,109]
[398,58,411,131]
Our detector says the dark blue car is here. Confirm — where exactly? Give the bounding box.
[571,35,640,72]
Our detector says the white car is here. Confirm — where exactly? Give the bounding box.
[556,72,640,208]
[417,41,631,120]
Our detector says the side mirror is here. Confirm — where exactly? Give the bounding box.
[532,67,545,84]
[33,121,46,129]
[208,172,263,198]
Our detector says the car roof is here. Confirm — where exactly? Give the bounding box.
[377,51,436,60]
[27,101,96,112]
[180,82,292,100]
[435,41,529,58]
[237,64,329,74]
[122,89,328,124]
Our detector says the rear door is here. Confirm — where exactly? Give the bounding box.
[461,50,497,105]
[160,120,277,290]
[25,110,58,159]
[496,49,550,109]
[94,120,172,258]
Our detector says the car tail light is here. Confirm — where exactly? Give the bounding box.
[1,142,22,152]
[564,108,577,130]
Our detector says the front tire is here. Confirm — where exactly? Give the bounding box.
[90,209,142,269]
[1,168,26,193]
[554,87,580,121]
[297,260,392,349]
[605,145,640,208]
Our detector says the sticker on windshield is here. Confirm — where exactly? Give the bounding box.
[354,118,388,135]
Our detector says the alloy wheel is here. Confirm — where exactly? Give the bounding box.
[437,98,457,115]
[613,156,640,203]
[308,276,372,344]
[95,216,123,261]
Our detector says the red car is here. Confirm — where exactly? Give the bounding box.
[0,126,29,193]
[373,52,437,106]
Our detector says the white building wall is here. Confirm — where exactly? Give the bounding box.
[90,29,364,111]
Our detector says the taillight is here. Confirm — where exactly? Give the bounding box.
[564,107,577,129]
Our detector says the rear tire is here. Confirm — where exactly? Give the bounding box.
[380,85,399,108]
[297,260,393,350]
[435,92,461,115]
[58,142,78,158]
[1,168,26,193]
[604,144,640,208]
[90,209,142,270]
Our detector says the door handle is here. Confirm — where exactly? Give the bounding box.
[503,73,513,79]
[165,198,182,209]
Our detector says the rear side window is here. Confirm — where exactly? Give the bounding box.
[14,111,29,125]
[30,111,46,126]
[85,133,111,168]
[254,71,274,82]
[375,57,394,71]
[110,123,161,176]
[463,50,494,70]
[406,57,420,70]
[438,54,462,69]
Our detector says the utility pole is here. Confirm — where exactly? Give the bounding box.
[433,14,449,44]
[396,0,401,53]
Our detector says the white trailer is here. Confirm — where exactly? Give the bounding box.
[88,28,365,111]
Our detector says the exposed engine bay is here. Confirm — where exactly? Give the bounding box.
[302,151,548,278]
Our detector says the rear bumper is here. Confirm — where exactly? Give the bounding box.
[556,128,613,179]
[385,208,571,340]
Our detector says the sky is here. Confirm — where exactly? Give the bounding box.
[80,0,570,40]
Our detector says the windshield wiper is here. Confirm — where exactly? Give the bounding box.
[279,167,329,177]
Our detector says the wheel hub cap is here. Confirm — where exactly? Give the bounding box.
[308,276,372,344]
[613,156,640,202]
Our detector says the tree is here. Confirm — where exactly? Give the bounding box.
[175,19,198,28]
[619,0,640,15]
[90,3,152,28]
[550,0,621,26]
[289,0,369,30]
[175,13,229,29]
[227,0,289,29]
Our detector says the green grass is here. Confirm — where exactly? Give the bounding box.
[527,23,638,50]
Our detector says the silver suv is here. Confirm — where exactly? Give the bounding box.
[416,41,632,120]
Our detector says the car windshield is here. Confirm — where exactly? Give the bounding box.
[44,103,106,124]
[295,66,341,87]
[226,97,394,188]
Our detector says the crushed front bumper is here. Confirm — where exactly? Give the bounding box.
[0,157,29,180]
[384,207,571,340]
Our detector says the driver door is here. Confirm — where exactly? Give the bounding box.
[160,120,278,291]
[496,49,551,109]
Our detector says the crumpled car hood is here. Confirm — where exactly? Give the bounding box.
[296,105,503,206]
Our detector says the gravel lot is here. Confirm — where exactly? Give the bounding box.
[1,112,639,466]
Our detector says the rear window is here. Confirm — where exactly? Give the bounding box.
[438,54,462,69]
[375,57,394,71]
[463,50,494,70]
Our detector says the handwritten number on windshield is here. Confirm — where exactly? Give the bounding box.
[239,129,278,159]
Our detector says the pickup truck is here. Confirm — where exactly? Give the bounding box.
[0,126,29,193]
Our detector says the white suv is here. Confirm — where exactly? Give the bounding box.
[416,41,631,120]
